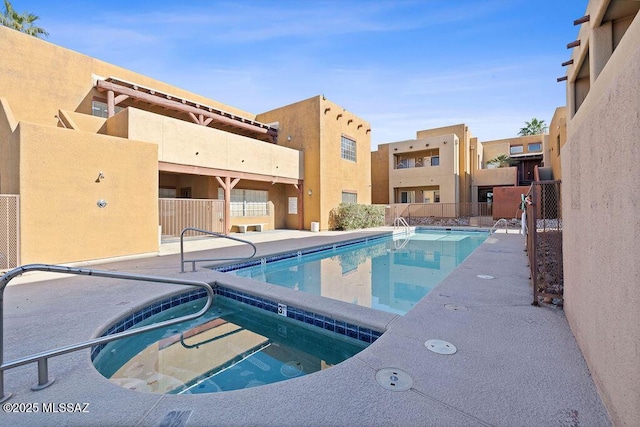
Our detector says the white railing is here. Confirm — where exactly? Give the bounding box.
[393,216,410,234]
[490,218,509,234]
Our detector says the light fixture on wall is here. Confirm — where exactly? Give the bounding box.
[443,141,447,144]
[95,171,105,183]
[308,189,313,196]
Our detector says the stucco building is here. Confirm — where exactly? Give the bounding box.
[371,124,478,206]
[372,123,551,219]
[560,1,640,425]
[0,26,370,267]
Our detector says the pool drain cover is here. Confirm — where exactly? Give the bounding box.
[444,303,468,311]
[425,339,457,355]
[477,274,494,279]
[375,368,413,391]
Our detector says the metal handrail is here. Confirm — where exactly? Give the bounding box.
[0,264,215,403]
[393,216,410,234]
[179,328,244,349]
[490,218,509,234]
[180,227,257,272]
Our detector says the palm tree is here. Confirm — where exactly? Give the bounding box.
[518,118,548,136]
[487,154,515,168]
[1,0,48,38]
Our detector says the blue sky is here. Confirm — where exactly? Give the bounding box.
[15,0,586,149]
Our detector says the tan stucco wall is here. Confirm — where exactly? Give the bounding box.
[417,124,472,203]
[319,98,372,228]
[0,98,20,194]
[472,167,517,187]
[385,135,458,203]
[562,2,640,425]
[371,144,390,204]
[481,134,545,168]
[117,108,302,180]
[0,26,253,130]
[18,122,158,264]
[547,107,567,180]
[257,96,371,230]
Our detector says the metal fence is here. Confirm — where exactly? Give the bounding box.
[526,181,563,305]
[383,203,508,228]
[159,198,225,238]
[0,195,19,270]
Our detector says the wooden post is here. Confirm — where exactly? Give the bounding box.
[215,176,240,235]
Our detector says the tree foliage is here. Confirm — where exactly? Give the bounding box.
[518,118,547,136]
[487,154,515,168]
[1,0,48,38]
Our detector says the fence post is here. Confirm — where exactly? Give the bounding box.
[531,184,539,306]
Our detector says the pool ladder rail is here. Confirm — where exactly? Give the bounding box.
[490,218,509,234]
[393,216,411,235]
[180,227,257,272]
[0,264,215,403]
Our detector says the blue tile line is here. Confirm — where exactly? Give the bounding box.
[91,286,382,360]
[214,234,390,273]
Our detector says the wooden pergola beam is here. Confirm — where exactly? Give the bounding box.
[96,79,277,141]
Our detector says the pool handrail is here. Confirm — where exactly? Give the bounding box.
[180,227,257,272]
[490,218,509,234]
[0,264,215,403]
[393,216,410,234]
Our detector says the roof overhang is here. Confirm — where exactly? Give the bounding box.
[95,76,278,143]
[509,153,543,160]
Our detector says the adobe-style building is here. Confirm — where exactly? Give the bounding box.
[560,1,640,425]
[372,123,551,219]
[257,97,371,231]
[0,26,370,267]
[371,124,479,206]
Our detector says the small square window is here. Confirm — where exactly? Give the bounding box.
[431,156,440,166]
[342,192,357,204]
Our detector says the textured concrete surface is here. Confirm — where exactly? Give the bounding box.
[1,228,610,426]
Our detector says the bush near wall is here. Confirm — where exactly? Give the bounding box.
[330,203,385,230]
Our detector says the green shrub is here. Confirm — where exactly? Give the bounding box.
[330,203,385,230]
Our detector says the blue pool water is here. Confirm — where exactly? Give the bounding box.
[224,229,488,315]
[93,296,368,394]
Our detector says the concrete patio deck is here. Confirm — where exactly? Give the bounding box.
[1,228,610,426]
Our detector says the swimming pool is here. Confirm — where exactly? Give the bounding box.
[219,229,488,315]
[93,294,368,394]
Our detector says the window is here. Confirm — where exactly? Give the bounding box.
[341,135,356,162]
[528,143,542,152]
[431,156,440,166]
[159,188,177,198]
[342,192,357,204]
[396,158,414,169]
[218,188,269,217]
[399,191,415,203]
[556,135,560,154]
[92,99,123,118]
[434,191,440,203]
[510,145,524,154]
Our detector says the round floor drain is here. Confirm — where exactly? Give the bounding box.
[375,368,413,391]
[425,339,457,355]
[444,303,468,311]
[477,274,494,279]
